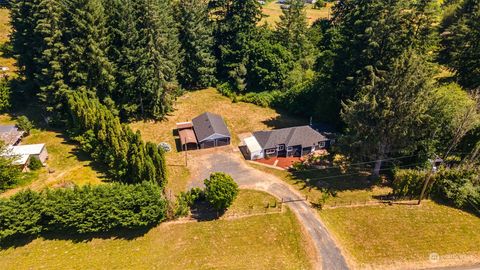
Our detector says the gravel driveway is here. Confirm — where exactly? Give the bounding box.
[187,147,349,270]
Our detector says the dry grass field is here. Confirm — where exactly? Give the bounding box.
[0,9,15,77]
[0,191,314,270]
[261,1,332,26]
[319,201,480,269]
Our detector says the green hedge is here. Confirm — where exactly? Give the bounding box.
[393,167,480,211]
[67,91,167,186]
[0,182,166,240]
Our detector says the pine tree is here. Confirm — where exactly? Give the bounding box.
[176,0,217,89]
[275,0,312,60]
[61,0,116,99]
[341,51,435,177]
[211,0,262,91]
[315,0,439,123]
[34,0,68,116]
[10,0,40,85]
[440,0,480,90]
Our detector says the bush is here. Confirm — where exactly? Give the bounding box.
[433,168,479,209]
[175,187,204,217]
[392,169,428,197]
[16,115,33,135]
[239,91,284,107]
[204,172,239,211]
[28,157,43,171]
[0,182,167,240]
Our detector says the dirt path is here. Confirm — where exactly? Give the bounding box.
[187,147,349,270]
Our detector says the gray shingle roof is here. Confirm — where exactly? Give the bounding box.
[253,126,327,149]
[0,125,24,145]
[192,112,230,142]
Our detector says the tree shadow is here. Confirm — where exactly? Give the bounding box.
[190,200,224,222]
[261,112,307,130]
[0,227,153,250]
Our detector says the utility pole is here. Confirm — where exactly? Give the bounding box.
[418,157,438,205]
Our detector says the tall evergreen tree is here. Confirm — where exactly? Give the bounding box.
[211,0,262,91]
[341,51,435,177]
[315,0,439,123]
[34,0,68,116]
[61,0,116,99]
[440,0,480,90]
[10,0,39,84]
[275,0,312,60]
[176,0,216,89]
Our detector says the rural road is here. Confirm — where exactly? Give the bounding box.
[187,147,349,270]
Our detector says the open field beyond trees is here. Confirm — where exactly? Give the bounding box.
[261,1,332,26]
[0,9,15,77]
[319,201,480,269]
[0,190,314,270]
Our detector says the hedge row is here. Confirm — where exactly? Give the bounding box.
[68,91,167,186]
[0,182,166,240]
[393,167,480,210]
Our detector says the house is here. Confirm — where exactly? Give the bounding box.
[0,125,25,146]
[7,144,48,172]
[192,112,231,149]
[243,126,329,160]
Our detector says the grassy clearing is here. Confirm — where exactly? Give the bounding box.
[319,201,480,269]
[261,2,332,26]
[0,191,314,270]
[0,114,104,197]
[0,9,15,77]
[249,163,392,206]
[227,189,280,215]
[131,88,306,194]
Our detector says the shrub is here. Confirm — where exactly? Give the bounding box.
[16,115,33,135]
[239,91,284,108]
[175,188,204,217]
[433,168,479,209]
[204,172,239,211]
[392,169,428,197]
[28,157,43,171]
[0,182,167,240]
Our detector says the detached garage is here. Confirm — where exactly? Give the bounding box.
[192,112,231,149]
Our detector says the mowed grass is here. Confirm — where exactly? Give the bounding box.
[0,9,16,77]
[228,189,280,215]
[319,201,480,269]
[0,114,104,197]
[249,163,392,207]
[0,191,314,270]
[261,2,332,26]
[131,88,306,194]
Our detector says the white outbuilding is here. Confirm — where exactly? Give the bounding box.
[244,136,264,160]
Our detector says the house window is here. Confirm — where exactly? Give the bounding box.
[266,149,276,155]
[278,145,285,151]
[319,141,326,148]
[287,146,293,151]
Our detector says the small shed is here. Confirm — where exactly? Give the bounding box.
[176,122,198,151]
[0,125,25,145]
[7,143,48,172]
[192,112,231,149]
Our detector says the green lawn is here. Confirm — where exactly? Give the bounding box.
[319,201,480,268]
[249,163,392,207]
[0,190,314,270]
[0,114,104,197]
